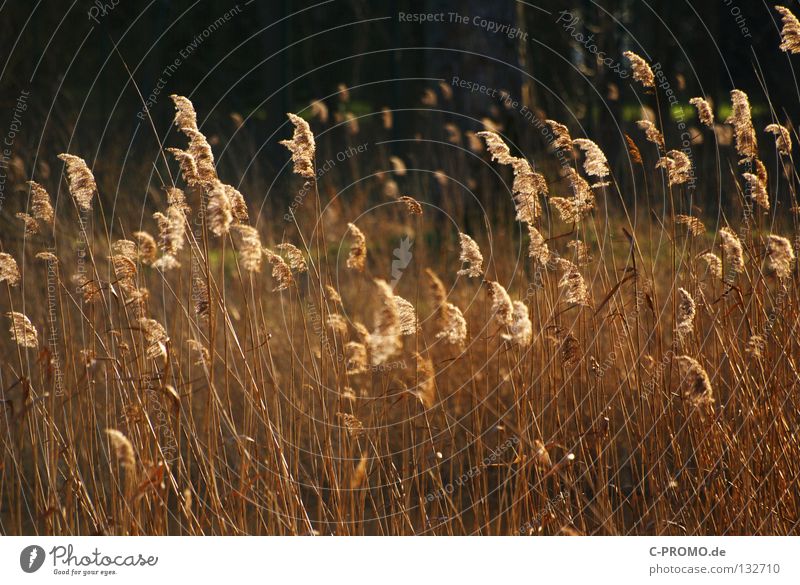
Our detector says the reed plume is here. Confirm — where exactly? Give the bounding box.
[457,233,483,278]
[280,113,316,179]
[556,258,591,306]
[477,130,547,223]
[502,300,532,346]
[58,154,97,212]
[625,134,643,163]
[765,234,795,279]
[545,119,573,150]
[232,225,263,272]
[636,120,665,150]
[367,279,402,366]
[139,317,169,360]
[624,51,655,88]
[719,227,745,276]
[105,429,135,470]
[689,97,714,128]
[133,231,158,265]
[676,287,696,344]
[435,302,467,347]
[153,205,185,257]
[765,123,792,155]
[206,180,233,237]
[742,172,769,211]
[170,94,198,132]
[276,243,308,273]
[726,90,758,161]
[6,311,38,348]
[344,341,368,375]
[676,356,714,407]
[776,5,800,53]
[346,223,367,272]
[425,268,447,307]
[528,223,551,265]
[573,138,610,179]
[399,195,423,215]
[567,239,592,265]
[675,215,705,236]
[16,212,38,236]
[550,169,595,224]
[699,252,723,279]
[656,150,693,186]
[0,253,21,286]
[394,295,419,335]
[28,181,54,227]
[263,249,294,291]
[485,280,513,327]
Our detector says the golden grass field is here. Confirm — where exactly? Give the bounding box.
[2,10,800,535]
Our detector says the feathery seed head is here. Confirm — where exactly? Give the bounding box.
[280,113,316,179]
[457,232,483,278]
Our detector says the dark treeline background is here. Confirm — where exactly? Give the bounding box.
[0,0,797,214]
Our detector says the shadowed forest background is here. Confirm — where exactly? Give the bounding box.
[1,0,798,217]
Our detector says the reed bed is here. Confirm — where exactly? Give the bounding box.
[2,12,800,535]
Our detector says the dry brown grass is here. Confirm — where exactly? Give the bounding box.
[1,63,800,536]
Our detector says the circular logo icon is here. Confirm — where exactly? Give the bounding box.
[20,545,46,573]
